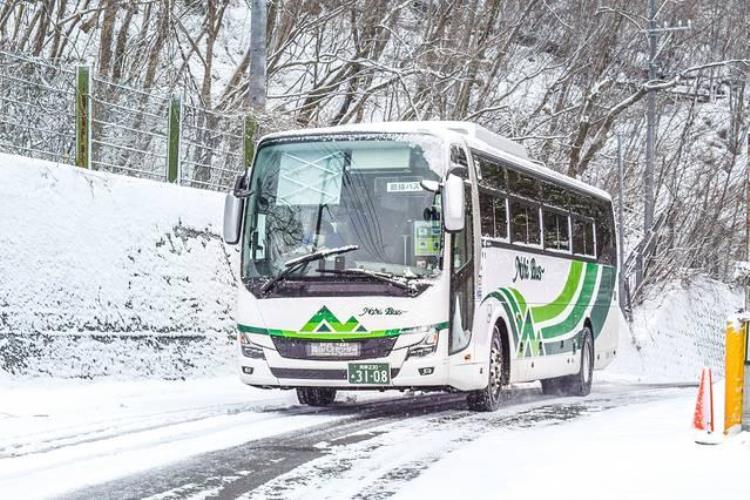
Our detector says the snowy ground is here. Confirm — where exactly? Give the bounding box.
[1,375,746,499]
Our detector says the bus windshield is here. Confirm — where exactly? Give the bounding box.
[241,134,445,289]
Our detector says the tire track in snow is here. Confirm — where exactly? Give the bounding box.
[61,393,467,500]
[61,385,689,500]
[246,387,685,500]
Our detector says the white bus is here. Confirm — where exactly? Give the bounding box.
[223,121,619,411]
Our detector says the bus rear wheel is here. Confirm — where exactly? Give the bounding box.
[296,387,337,406]
[541,327,594,397]
[467,326,505,412]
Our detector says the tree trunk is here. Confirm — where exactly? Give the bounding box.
[97,0,119,78]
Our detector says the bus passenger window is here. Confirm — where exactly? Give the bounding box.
[508,170,539,200]
[479,191,507,240]
[543,210,570,251]
[476,155,506,191]
[572,217,595,256]
[510,200,541,245]
[542,182,569,210]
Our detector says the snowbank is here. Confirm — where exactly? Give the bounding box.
[0,153,238,378]
[609,276,742,383]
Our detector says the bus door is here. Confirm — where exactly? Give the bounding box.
[449,180,475,354]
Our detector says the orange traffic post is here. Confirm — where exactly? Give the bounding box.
[724,318,747,435]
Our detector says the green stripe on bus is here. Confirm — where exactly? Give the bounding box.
[499,288,523,332]
[238,321,449,341]
[540,262,599,340]
[590,266,616,338]
[530,260,584,324]
[508,288,527,317]
[485,291,520,347]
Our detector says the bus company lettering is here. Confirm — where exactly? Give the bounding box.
[513,256,545,282]
[360,307,406,316]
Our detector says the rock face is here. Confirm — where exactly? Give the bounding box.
[0,154,239,378]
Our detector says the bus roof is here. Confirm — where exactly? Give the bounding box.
[259,121,612,202]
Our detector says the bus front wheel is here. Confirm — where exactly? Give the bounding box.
[296,387,337,406]
[467,325,505,412]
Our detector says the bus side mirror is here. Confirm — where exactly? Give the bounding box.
[223,194,244,245]
[443,174,465,233]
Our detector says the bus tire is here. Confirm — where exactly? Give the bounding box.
[296,387,336,406]
[467,325,505,412]
[540,327,594,397]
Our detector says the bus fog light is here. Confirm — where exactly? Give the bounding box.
[242,366,254,374]
[419,367,434,376]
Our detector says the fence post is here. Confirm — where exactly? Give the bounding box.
[75,65,91,169]
[166,96,182,183]
[243,115,257,171]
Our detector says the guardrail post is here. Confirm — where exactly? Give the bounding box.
[75,65,91,169]
[166,95,182,183]
[243,115,257,171]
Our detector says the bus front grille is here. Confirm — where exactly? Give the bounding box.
[271,337,397,361]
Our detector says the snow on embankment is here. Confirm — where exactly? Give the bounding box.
[609,276,742,383]
[0,154,238,378]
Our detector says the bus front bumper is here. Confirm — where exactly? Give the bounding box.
[238,344,484,391]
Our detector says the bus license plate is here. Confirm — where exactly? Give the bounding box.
[307,342,360,358]
[348,363,390,385]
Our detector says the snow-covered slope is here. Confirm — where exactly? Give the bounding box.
[0,154,238,378]
[609,276,742,383]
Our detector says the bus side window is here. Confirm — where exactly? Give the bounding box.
[542,181,569,211]
[450,146,469,178]
[475,154,506,191]
[543,209,570,251]
[479,189,508,240]
[595,200,616,265]
[510,199,541,245]
[508,170,539,200]
[572,216,595,256]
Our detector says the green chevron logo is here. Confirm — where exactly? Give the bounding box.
[300,306,368,333]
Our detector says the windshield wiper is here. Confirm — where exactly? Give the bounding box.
[261,245,359,295]
[317,268,418,293]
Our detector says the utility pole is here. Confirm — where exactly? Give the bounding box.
[617,133,627,313]
[746,131,750,311]
[644,0,657,235]
[247,0,267,114]
[643,0,691,234]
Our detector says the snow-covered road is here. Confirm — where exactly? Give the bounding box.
[3,377,738,500]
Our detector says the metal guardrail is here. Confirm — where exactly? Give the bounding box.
[0,51,255,191]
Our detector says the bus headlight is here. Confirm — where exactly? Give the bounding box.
[407,329,439,359]
[238,332,265,359]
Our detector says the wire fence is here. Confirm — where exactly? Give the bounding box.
[91,76,171,181]
[0,51,76,164]
[181,104,245,190]
[0,51,252,191]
